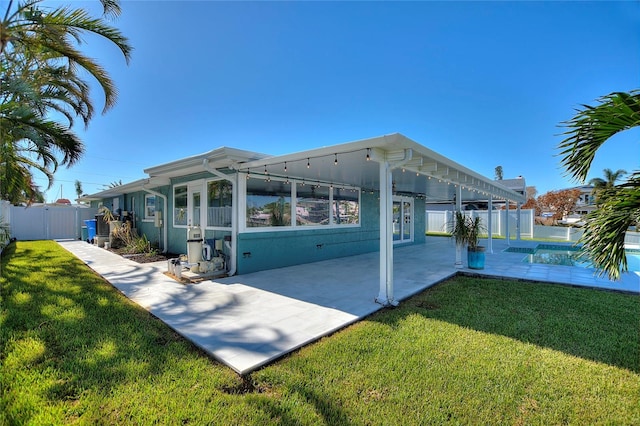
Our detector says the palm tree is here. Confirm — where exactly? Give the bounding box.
[1,0,132,113]
[74,179,83,200]
[0,0,131,203]
[558,90,640,280]
[494,165,503,180]
[588,168,627,204]
[101,179,122,190]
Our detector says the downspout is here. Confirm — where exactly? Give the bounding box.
[142,182,168,253]
[203,159,237,276]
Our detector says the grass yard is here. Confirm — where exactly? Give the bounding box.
[1,241,639,425]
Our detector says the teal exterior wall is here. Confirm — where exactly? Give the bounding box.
[414,197,426,244]
[126,188,170,250]
[236,191,380,274]
[90,195,124,217]
[90,178,428,274]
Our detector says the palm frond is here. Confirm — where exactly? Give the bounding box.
[558,91,640,182]
[579,176,640,280]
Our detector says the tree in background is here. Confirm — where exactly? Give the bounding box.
[559,90,640,280]
[588,168,627,205]
[536,189,581,220]
[494,166,503,180]
[526,186,537,200]
[74,179,83,200]
[0,0,131,204]
[520,186,539,214]
[101,179,122,190]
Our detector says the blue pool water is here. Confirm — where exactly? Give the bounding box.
[506,245,640,272]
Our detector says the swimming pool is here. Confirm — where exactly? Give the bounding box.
[505,244,640,272]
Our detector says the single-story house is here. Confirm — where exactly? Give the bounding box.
[81,133,525,305]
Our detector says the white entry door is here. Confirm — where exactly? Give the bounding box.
[393,196,413,243]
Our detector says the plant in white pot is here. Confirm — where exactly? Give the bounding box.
[449,211,486,269]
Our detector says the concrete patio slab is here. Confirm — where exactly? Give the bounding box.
[58,238,639,375]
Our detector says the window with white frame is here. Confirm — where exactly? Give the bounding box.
[207,180,232,228]
[296,183,330,226]
[173,185,187,226]
[244,176,360,230]
[333,187,359,225]
[144,194,156,220]
[246,178,292,228]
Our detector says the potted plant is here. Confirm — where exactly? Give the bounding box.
[449,210,486,269]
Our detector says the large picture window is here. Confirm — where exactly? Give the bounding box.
[243,176,360,231]
[207,180,232,228]
[333,188,359,225]
[174,185,187,226]
[296,183,330,226]
[246,179,292,227]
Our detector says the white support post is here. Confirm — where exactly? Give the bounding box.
[505,205,510,246]
[516,202,521,241]
[454,185,463,268]
[487,196,493,254]
[376,160,396,306]
[529,208,534,239]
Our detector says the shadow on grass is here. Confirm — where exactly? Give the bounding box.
[249,384,353,426]
[391,276,640,373]
[0,241,244,424]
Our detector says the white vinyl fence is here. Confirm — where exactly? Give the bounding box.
[426,209,535,239]
[1,200,10,252]
[2,202,98,242]
[425,209,640,244]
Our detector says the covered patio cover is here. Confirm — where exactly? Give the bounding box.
[233,133,526,305]
[79,133,526,305]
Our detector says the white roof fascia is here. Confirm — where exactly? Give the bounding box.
[234,133,525,203]
[80,177,171,201]
[232,134,399,171]
[144,147,268,178]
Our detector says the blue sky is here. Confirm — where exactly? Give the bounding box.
[43,1,639,202]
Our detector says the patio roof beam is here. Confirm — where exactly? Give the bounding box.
[432,167,451,177]
[401,157,423,169]
[421,162,438,173]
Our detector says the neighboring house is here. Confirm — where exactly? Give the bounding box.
[570,185,596,216]
[496,176,526,197]
[81,134,524,305]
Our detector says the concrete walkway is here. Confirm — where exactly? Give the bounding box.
[58,238,639,375]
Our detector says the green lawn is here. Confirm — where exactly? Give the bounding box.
[2,241,639,425]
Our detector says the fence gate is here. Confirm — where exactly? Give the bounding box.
[9,205,98,241]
